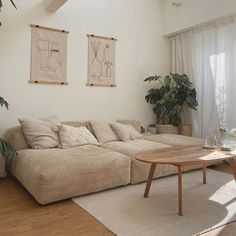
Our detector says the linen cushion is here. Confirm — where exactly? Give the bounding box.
[111,122,142,141]
[90,121,118,144]
[117,119,142,132]
[18,116,60,149]
[58,124,99,148]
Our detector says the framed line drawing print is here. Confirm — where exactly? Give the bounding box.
[30,25,69,85]
[87,34,117,87]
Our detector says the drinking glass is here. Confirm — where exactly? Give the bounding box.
[204,128,217,147]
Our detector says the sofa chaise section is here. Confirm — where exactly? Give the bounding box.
[143,134,214,172]
[143,133,203,146]
[11,145,131,204]
[101,139,179,184]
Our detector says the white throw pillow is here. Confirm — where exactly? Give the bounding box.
[111,122,142,141]
[18,115,60,149]
[58,124,99,149]
[90,121,118,144]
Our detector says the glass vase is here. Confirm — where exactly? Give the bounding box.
[204,128,217,148]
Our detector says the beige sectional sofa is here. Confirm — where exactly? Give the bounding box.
[5,120,204,205]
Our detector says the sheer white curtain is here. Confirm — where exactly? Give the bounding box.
[170,17,236,137]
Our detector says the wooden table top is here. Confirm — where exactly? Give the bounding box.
[135,145,236,166]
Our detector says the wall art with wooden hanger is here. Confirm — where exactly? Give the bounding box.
[87,34,117,87]
[29,24,69,85]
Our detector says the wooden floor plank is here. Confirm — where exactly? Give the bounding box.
[0,177,113,236]
[0,163,234,236]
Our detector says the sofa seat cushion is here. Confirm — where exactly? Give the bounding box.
[101,139,170,156]
[11,145,131,204]
[143,134,203,146]
[101,139,176,184]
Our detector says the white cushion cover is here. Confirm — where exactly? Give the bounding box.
[18,115,60,149]
[111,122,142,141]
[58,124,99,148]
[90,121,118,144]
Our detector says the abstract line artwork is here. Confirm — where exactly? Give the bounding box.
[87,34,117,87]
[30,25,69,85]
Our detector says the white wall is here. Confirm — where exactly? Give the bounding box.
[161,0,236,35]
[0,0,170,136]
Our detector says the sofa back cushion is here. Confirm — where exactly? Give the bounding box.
[117,119,142,133]
[5,119,142,151]
[5,121,85,151]
[5,126,29,151]
[18,116,60,149]
[90,121,118,144]
[62,121,85,128]
[58,124,99,148]
[111,122,142,141]
[84,121,95,136]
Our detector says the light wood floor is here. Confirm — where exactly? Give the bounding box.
[0,163,235,236]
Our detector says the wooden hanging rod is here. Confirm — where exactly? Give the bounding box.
[30,24,69,34]
[87,34,117,41]
[86,83,117,87]
[29,80,68,85]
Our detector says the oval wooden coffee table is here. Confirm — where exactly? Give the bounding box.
[135,145,236,216]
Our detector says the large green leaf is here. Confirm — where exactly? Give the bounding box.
[10,0,17,9]
[0,0,17,11]
[175,88,187,105]
[163,100,176,112]
[186,89,198,110]
[0,96,9,109]
[169,113,181,127]
[172,73,192,88]
[153,103,166,122]
[0,139,17,160]
[164,75,172,86]
[144,75,162,83]
[145,87,165,104]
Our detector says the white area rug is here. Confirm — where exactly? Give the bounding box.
[72,169,236,236]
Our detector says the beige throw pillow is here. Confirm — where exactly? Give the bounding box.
[111,122,142,141]
[18,116,60,149]
[90,121,118,144]
[58,124,99,149]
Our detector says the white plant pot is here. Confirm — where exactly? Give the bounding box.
[0,156,6,178]
[156,124,179,134]
[147,126,157,135]
[180,124,192,136]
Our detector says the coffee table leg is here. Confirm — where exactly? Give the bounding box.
[203,163,207,184]
[144,163,156,198]
[178,165,183,216]
[228,158,236,182]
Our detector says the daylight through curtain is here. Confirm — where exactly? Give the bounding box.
[170,16,236,137]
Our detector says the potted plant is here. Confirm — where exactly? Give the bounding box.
[144,73,198,135]
[0,96,16,178]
